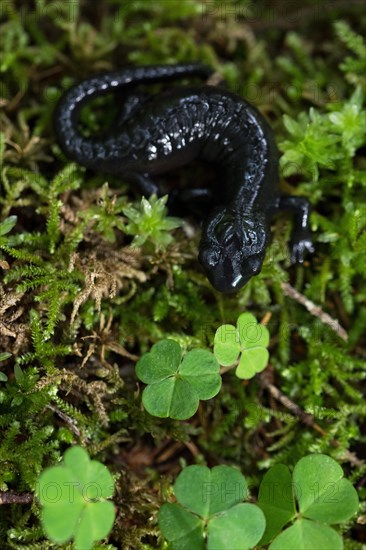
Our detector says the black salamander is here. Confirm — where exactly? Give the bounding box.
[54,63,313,293]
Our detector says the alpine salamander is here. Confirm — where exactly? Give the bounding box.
[54,63,314,293]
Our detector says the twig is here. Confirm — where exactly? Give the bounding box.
[259,370,327,436]
[259,371,364,468]
[46,403,81,437]
[0,492,33,505]
[281,282,348,341]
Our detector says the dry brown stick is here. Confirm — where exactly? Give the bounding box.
[259,372,364,468]
[281,282,348,341]
[0,492,33,505]
[259,371,327,436]
[46,403,81,437]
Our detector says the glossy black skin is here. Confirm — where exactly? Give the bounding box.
[54,64,314,293]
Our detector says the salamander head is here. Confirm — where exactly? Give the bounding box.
[199,207,268,293]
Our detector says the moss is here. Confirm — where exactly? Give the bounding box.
[0,1,365,548]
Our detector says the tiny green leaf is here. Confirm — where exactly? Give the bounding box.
[213,324,240,365]
[135,339,182,384]
[236,347,269,379]
[293,454,359,523]
[63,445,91,486]
[174,465,247,519]
[269,518,343,550]
[0,215,17,236]
[158,502,204,549]
[258,464,296,545]
[0,352,10,381]
[14,364,25,384]
[42,502,83,543]
[208,465,248,516]
[74,501,115,550]
[142,376,199,419]
[208,503,266,550]
[38,467,84,542]
[237,313,270,348]
[174,465,211,518]
[179,349,221,400]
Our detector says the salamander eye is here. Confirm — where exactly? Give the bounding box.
[208,248,221,266]
[199,246,221,267]
[246,229,257,245]
[215,222,235,244]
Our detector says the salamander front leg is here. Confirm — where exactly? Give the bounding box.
[167,187,215,216]
[278,196,314,263]
[124,173,162,198]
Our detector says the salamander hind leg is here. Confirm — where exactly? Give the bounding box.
[115,93,151,127]
[278,196,314,263]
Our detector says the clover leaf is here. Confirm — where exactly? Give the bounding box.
[37,446,115,550]
[269,520,344,550]
[258,454,359,550]
[136,339,221,420]
[158,465,265,550]
[208,503,267,550]
[257,464,296,545]
[214,313,270,379]
[294,454,359,523]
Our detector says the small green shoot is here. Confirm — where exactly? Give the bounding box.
[258,454,359,549]
[135,339,221,419]
[37,446,115,550]
[0,215,17,263]
[0,352,11,382]
[214,313,270,379]
[79,182,127,243]
[280,86,365,182]
[158,464,266,550]
[123,194,182,249]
